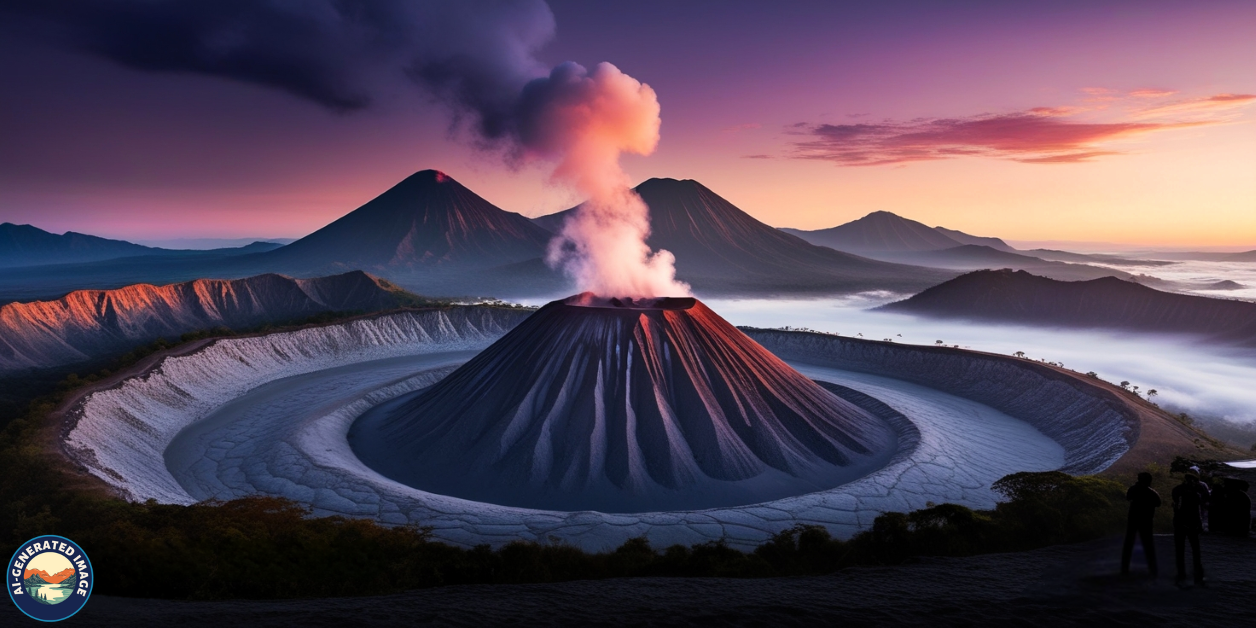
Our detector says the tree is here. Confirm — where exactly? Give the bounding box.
[1120,381,1130,390]
[935,340,944,345]
[1147,389,1158,398]
[1014,351,1026,358]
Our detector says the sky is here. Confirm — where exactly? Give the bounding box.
[1,0,1253,247]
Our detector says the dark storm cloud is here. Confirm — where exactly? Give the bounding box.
[3,0,557,138]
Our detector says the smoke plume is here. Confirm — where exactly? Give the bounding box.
[7,0,687,297]
[521,63,689,297]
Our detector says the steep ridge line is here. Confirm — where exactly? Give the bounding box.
[60,306,533,503]
[744,328,1230,474]
[0,271,408,372]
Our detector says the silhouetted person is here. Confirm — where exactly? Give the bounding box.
[1121,471,1160,577]
[1172,472,1209,585]
[1220,478,1252,537]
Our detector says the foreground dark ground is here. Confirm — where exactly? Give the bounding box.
[11,534,1250,627]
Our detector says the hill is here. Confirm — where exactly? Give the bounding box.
[880,269,1256,346]
[0,271,416,372]
[782,211,961,254]
[0,223,161,268]
[534,180,951,295]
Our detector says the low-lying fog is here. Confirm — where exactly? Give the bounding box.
[702,294,1256,447]
[1103,260,1256,302]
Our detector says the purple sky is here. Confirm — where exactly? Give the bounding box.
[1,0,1253,247]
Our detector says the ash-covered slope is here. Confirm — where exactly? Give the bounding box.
[783,211,962,254]
[882,269,1256,346]
[0,271,408,371]
[535,180,950,295]
[350,293,898,513]
[0,222,161,268]
[265,170,553,273]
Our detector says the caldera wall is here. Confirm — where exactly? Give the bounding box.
[743,329,1136,474]
[64,307,532,503]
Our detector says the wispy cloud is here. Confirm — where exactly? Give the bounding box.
[1129,88,1178,98]
[1134,93,1256,119]
[792,90,1252,167]
[742,154,772,159]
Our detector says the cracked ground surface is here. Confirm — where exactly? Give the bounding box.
[156,355,1062,551]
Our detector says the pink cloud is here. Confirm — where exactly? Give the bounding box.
[1135,93,1256,118]
[792,112,1203,166]
[1014,150,1122,164]
[1129,88,1178,98]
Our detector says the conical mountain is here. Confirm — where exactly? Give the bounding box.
[534,179,950,295]
[267,170,553,273]
[350,293,898,512]
[784,210,963,254]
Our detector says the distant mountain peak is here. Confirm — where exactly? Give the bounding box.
[0,222,161,268]
[532,176,950,295]
[785,211,961,254]
[264,169,553,273]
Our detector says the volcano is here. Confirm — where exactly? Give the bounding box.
[535,179,951,295]
[350,294,897,513]
[266,170,553,273]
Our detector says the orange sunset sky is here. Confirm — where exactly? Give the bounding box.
[1,0,1253,249]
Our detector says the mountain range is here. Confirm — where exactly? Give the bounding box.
[0,222,285,268]
[0,171,950,301]
[3,170,1234,305]
[881,269,1256,347]
[24,568,75,585]
[784,212,1134,282]
[0,271,415,372]
[531,179,951,295]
